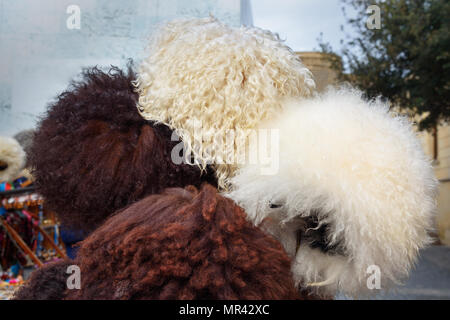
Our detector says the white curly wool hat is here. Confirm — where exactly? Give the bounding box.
[135,17,315,189]
[226,88,438,297]
[0,136,25,183]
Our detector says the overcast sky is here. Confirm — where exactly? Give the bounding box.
[252,0,354,52]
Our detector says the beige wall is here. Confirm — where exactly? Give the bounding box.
[297,51,450,245]
[420,127,450,245]
[297,52,338,93]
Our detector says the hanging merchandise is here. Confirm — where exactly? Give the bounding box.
[0,178,67,278]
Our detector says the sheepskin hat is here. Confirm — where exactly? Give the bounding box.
[226,88,438,298]
[0,136,25,183]
[30,65,217,232]
[65,184,314,300]
[14,129,35,168]
[135,17,315,189]
[13,259,74,300]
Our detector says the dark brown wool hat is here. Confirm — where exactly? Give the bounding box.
[12,259,74,300]
[30,65,216,232]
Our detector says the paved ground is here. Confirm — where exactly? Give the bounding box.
[4,245,449,300]
[337,245,450,300]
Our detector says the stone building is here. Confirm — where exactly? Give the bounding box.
[421,128,450,245]
[297,52,339,92]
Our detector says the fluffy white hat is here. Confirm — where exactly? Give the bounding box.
[0,136,25,183]
[135,17,315,189]
[226,88,438,297]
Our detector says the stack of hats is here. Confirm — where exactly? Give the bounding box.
[12,17,437,300]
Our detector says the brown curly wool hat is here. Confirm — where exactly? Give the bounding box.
[30,65,216,232]
[66,184,313,300]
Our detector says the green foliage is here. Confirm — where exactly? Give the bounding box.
[318,0,450,131]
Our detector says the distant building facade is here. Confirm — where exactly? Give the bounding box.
[421,128,450,245]
[297,52,338,92]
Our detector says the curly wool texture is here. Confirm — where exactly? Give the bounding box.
[13,260,73,300]
[227,88,438,297]
[135,17,316,189]
[65,184,310,300]
[0,136,25,182]
[30,66,217,232]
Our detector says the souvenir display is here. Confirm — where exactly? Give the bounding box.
[6,17,439,302]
